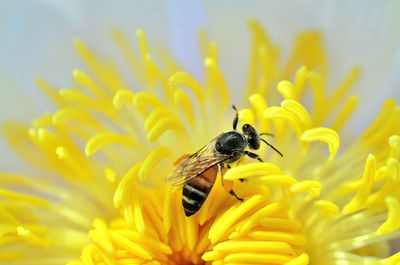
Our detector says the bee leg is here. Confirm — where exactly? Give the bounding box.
[219,163,225,187]
[229,189,244,202]
[232,105,239,130]
[245,151,263,162]
[220,162,243,201]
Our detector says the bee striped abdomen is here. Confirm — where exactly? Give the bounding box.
[182,165,218,217]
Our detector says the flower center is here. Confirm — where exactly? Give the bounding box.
[84,176,308,265]
[2,19,400,265]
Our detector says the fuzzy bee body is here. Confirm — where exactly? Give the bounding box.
[167,106,283,217]
[181,165,218,216]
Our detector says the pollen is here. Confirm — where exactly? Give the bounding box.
[1,19,400,265]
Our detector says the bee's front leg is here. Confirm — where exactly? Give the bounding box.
[218,163,225,187]
[229,189,244,202]
[219,163,243,202]
[245,150,263,162]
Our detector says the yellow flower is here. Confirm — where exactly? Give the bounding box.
[1,18,400,265]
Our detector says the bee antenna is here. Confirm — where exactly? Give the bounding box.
[259,133,274,137]
[260,138,283,157]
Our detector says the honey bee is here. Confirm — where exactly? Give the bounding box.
[167,106,283,217]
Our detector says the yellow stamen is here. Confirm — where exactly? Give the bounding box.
[16,226,51,247]
[223,163,283,180]
[214,241,293,254]
[104,167,119,185]
[81,245,96,265]
[0,189,49,208]
[113,163,142,208]
[367,158,400,208]
[330,95,359,131]
[111,28,143,85]
[146,116,186,143]
[282,31,327,82]
[144,107,174,131]
[376,196,400,235]
[277,80,295,100]
[169,72,205,103]
[67,262,83,265]
[92,219,114,254]
[326,66,361,118]
[32,113,52,128]
[293,66,308,100]
[300,127,340,160]
[306,71,326,124]
[239,109,255,126]
[114,229,172,254]
[185,214,198,251]
[56,146,92,180]
[246,19,278,97]
[314,200,339,217]
[73,69,107,100]
[364,105,400,149]
[361,98,397,147]
[281,99,312,131]
[138,147,172,181]
[59,89,112,115]
[136,29,149,56]
[201,250,222,261]
[0,206,19,224]
[74,38,125,93]
[85,132,139,157]
[249,93,268,126]
[173,89,195,125]
[239,201,288,234]
[162,186,173,233]
[264,99,311,138]
[342,154,376,214]
[389,135,400,159]
[53,108,102,129]
[88,229,113,255]
[145,56,174,100]
[224,253,291,264]
[290,180,322,198]
[285,253,309,265]
[248,231,307,247]
[133,92,164,109]
[109,230,153,260]
[260,218,302,232]
[204,58,230,108]
[113,89,135,110]
[251,175,297,186]
[130,205,148,236]
[209,194,268,243]
[35,77,66,107]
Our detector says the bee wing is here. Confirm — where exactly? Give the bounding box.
[167,136,231,186]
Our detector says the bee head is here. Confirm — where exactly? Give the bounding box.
[242,124,260,150]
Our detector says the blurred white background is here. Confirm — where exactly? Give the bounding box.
[0,0,399,170]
